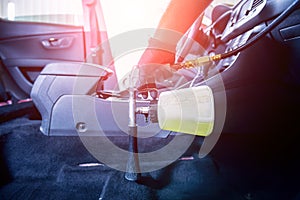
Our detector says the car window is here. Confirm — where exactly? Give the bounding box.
[0,0,83,26]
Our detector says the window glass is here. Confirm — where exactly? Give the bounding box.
[0,0,83,26]
[100,0,171,86]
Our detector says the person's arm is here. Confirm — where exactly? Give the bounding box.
[137,0,212,89]
[155,0,211,42]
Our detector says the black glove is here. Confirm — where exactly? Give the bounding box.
[137,62,192,99]
[136,47,176,99]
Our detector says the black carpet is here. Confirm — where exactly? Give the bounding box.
[0,115,300,199]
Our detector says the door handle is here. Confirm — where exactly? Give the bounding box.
[41,37,74,49]
[48,37,59,46]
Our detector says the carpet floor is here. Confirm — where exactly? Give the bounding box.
[0,115,299,200]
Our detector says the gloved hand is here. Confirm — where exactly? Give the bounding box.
[137,48,176,99]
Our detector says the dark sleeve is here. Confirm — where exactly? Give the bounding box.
[138,0,212,65]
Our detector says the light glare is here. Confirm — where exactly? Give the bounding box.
[7,2,15,21]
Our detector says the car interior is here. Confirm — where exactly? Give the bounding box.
[1,0,300,199]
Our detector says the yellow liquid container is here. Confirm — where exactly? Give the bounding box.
[157,85,214,136]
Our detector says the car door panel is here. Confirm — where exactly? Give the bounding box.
[0,19,86,98]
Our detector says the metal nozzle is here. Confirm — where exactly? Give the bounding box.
[172,54,222,70]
